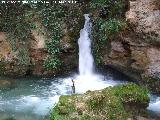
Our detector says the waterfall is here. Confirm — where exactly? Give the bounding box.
[78,14,94,76]
[64,14,120,93]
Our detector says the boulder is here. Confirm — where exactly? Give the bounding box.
[50,83,149,120]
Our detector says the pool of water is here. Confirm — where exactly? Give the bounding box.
[0,77,60,120]
[0,68,160,120]
[0,67,130,120]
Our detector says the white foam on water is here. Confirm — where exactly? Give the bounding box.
[74,74,123,93]
[0,95,59,116]
[55,74,125,95]
[148,97,160,113]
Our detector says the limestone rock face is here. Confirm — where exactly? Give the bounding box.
[146,47,160,76]
[0,32,13,62]
[0,32,27,76]
[102,0,160,93]
[126,0,160,37]
[125,0,160,78]
[30,22,47,49]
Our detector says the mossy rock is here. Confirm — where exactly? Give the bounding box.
[85,90,127,120]
[50,83,149,120]
[109,83,149,107]
[54,95,77,115]
[141,76,160,94]
[0,62,5,75]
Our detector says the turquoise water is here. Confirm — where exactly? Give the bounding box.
[0,71,159,120]
[0,70,128,120]
[0,77,61,120]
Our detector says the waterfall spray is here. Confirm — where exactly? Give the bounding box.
[78,14,94,76]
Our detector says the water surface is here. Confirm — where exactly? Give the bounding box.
[0,68,129,120]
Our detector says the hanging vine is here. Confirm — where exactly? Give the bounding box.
[38,5,67,70]
[90,0,127,64]
[0,2,31,65]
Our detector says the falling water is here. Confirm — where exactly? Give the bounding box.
[72,14,120,93]
[78,14,94,76]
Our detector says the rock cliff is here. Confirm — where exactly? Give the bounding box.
[0,3,83,77]
[101,0,160,93]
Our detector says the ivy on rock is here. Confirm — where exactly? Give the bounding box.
[39,5,66,70]
[90,0,127,64]
[0,3,31,65]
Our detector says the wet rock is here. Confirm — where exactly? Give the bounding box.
[141,77,160,94]
[130,48,149,71]
[109,41,127,59]
[30,22,47,49]
[0,80,11,89]
[60,23,75,51]
[3,64,29,77]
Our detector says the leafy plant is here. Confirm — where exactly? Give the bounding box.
[90,0,126,18]
[39,5,66,70]
[89,0,127,64]
[0,2,83,71]
[50,109,62,120]
[92,18,125,64]
[43,56,61,70]
[39,4,83,70]
[0,3,31,65]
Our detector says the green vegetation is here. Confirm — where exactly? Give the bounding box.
[39,4,83,70]
[142,77,160,94]
[0,3,31,65]
[92,18,126,63]
[39,5,64,70]
[50,83,149,120]
[50,95,77,120]
[85,90,127,120]
[0,62,5,75]
[89,0,127,64]
[0,2,83,72]
[90,0,126,18]
[107,83,149,106]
